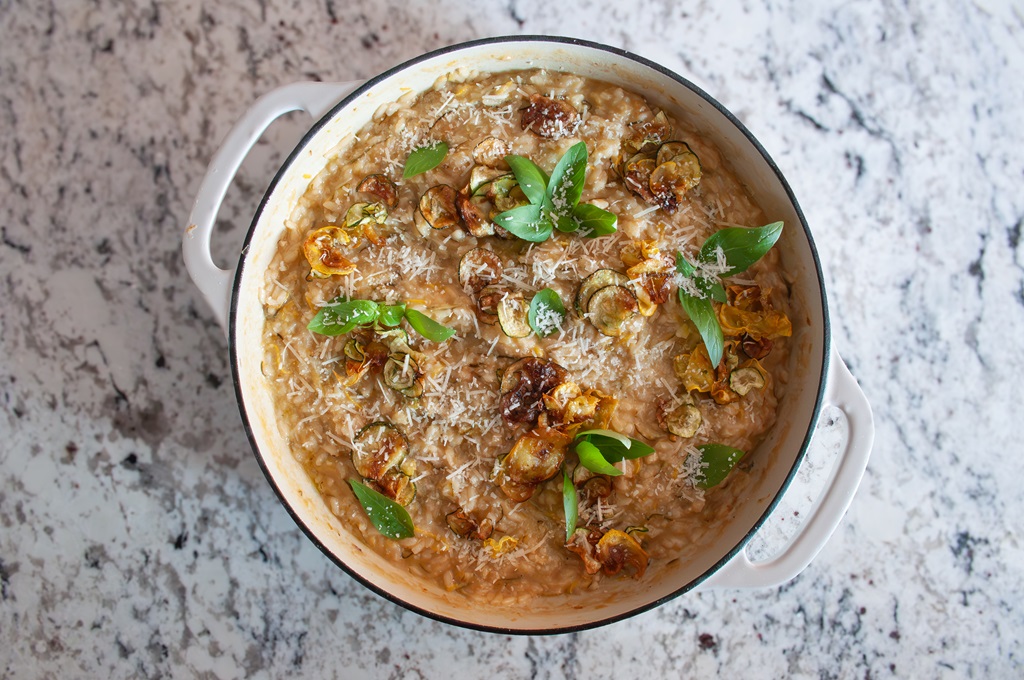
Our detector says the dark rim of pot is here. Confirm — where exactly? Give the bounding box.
[228,34,830,636]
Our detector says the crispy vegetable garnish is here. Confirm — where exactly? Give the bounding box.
[499,358,569,426]
[492,428,571,501]
[417,185,459,230]
[623,111,671,155]
[596,529,649,578]
[663,401,702,438]
[620,140,702,214]
[621,240,674,313]
[587,285,639,337]
[473,137,510,168]
[717,305,793,340]
[520,94,580,139]
[673,345,715,393]
[458,247,504,294]
[302,226,356,277]
[445,508,495,540]
[357,174,398,209]
[352,422,416,506]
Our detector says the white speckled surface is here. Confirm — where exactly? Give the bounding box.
[2,1,1022,677]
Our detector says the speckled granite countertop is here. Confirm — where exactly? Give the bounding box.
[2,1,1022,677]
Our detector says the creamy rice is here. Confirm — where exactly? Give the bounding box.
[259,69,794,604]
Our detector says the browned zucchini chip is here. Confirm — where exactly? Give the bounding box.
[499,357,569,426]
[520,94,581,139]
[742,334,774,359]
[357,174,399,208]
[575,269,630,317]
[456,191,495,237]
[649,158,701,213]
[475,285,505,325]
[506,429,570,484]
[383,354,424,398]
[586,285,639,337]
[664,402,702,438]
[496,292,531,338]
[729,364,766,396]
[623,110,671,155]
[621,155,657,203]
[445,509,495,540]
[458,247,504,294]
[302,226,356,277]
[596,529,649,578]
[473,137,510,167]
[418,185,459,230]
[376,468,416,506]
[673,345,715,393]
[352,422,410,481]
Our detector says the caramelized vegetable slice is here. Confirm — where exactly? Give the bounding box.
[344,202,388,230]
[575,269,630,317]
[456,191,495,237]
[475,285,504,325]
[649,158,701,213]
[302,226,356,277]
[468,165,507,195]
[352,422,410,481]
[383,354,423,397]
[497,293,531,338]
[655,141,694,166]
[673,345,715,393]
[623,111,671,155]
[473,137,510,168]
[458,247,504,294]
[566,528,603,574]
[445,509,495,540]
[357,174,398,209]
[729,364,766,396]
[586,285,639,337]
[502,428,571,485]
[418,185,459,230]
[499,357,569,425]
[520,94,580,139]
[595,529,649,578]
[664,402,702,438]
[622,155,657,203]
[376,468,416,506]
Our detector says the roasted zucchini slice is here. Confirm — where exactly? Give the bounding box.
[574,269,630,317]
[418,185,459,230]
[729,365,766,396]
[520,94,580,139]
[377,469,416,506]
[473,137,510,168]
[357,174,398,209]
[655,141,693,166]
[468,165,507,195]
[586,285,639,337]
[621,155,657,203]
[502,429,571,485]
[302,226,356,277]
[664,402,702,438]
[455,191,495,237]
[475,285,503,325]
[595,529,649,578]
[496,293,531,338]
[458,247,504,294]
[649,147,701,213]
[344,201,388,229]
[343,337,365,362]
[383,354,423,397]
[352,422,409,481]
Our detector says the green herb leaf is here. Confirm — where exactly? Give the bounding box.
[403,141,449,178]
[576,439,623,477]
[404,308,456,343]
[377,303,407,328]
[575,428,631,447]
[678,289,724,367]
[308,299,380,336]
[577,433,655,464]
[571,203,618,237]
[546,141,587,217]
[347,479,415,539]
[528,288,566,337]
[699,221,783,277]
[696,444,746,489]
[493,203,554,243]
[562,468,578,543]
[505,155,549,205]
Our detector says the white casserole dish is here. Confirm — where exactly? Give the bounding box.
[182,36,873,633]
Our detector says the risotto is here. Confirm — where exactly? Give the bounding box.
[259,69,794,604]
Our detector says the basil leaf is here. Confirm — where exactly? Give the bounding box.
[307,299,380,336]
[696,444,746,489]
[528,287,566,337]
[575,428,631,447]
[403,141,449,178]
[377,303,407,328]
[678,289,724,367]
[404,308,455,343]
[576,439,623,477]
[347,479,415,539]
[706,278,728,303]
[546,141,587,217]
[505,155,549,205]
[493,203,554,243]
[562,468,578,543]
[675,252,696,277]
[572,203,617,237]
[578,434,655,463]
[699,221,783,276]
[555,212,580,233]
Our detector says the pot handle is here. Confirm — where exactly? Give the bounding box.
[182,80,362,333]
[700,345,873,589]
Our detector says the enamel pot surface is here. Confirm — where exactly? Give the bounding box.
[183,36,873,634]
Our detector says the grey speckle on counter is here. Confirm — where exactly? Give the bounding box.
[2,0,1022,677]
